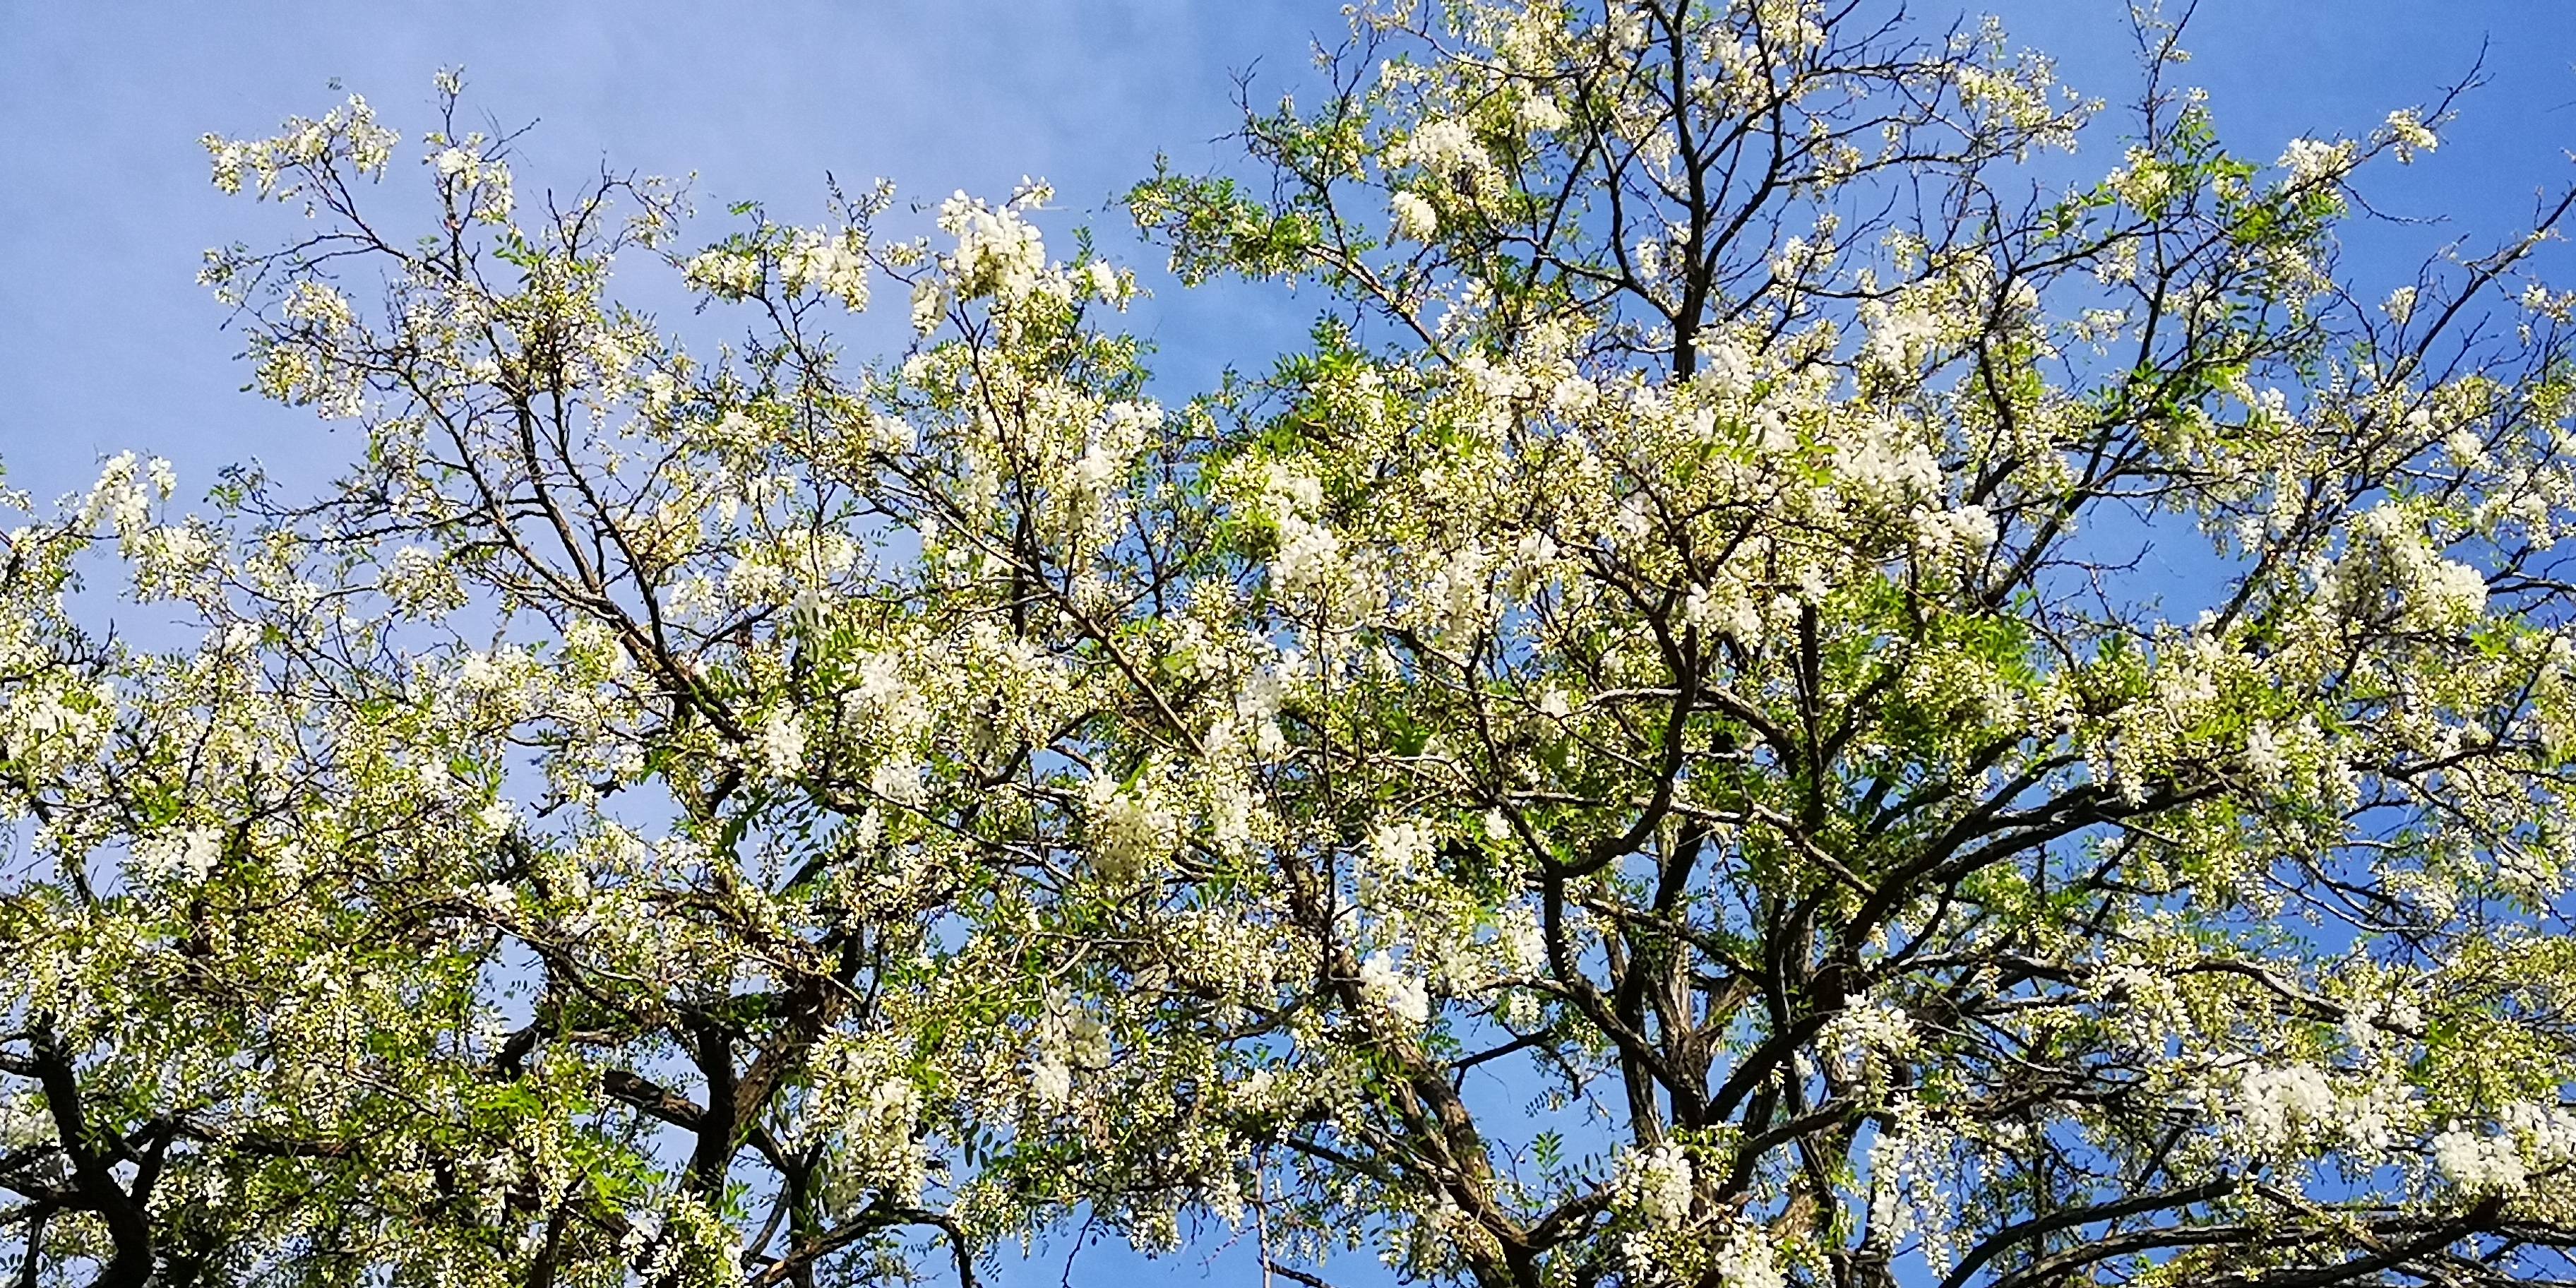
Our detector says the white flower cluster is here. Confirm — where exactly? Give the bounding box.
[131,824,224,886]
[1707,1217,1787,1288]
[1614,1142,1694,1228]
[130,519,220,603]
[2,679,114,773]
[2351,502,2488,632]
[1615,1152,1783,1288]
[2236,1062,2337,1152]
[753,707,807,782]
[812,1037,928,1203]
[2244,720,2288,786]
[281,280,357,335]
[689,225,873,311]
[1517,94,1570,134]
[1078,258,1128,304]
[1028,1054,1073,1109]
[1083,768,1178,885]
[1859,303,1940,376]
[1388,117,1489,177]
[2431,1102,2576,1195]
[2384,109,2439,164]
[1680,571,1771,643]
[203,95,398,199]
[1865,1101,1964,1276]
[1820,995,1919,1098]
[0,1093,44,1150]
[2277,136,2356,188]
[2433,1122,2529,1194]
[426,134,514,225]
[1257,461,1346,600]
[1352,811,1521,1003]
[1830,416,1941,501]
[780,228,870,309]
[80,451,172,551]
[938,186,1049,302]
[1071,400,1162,500]
[1027,998,1115,1111]
[1390,190,1441,242]
[684,247,764,299]
[2105,146,2177,212]
[1954,56,2076,140]
[1356,949,1432,1028]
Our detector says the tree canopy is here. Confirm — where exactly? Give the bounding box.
[10,3,2576,1287]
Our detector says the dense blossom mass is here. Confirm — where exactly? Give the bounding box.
[8,2,2576,1287]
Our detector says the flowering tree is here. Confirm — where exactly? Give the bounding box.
[11,2,2576,1287]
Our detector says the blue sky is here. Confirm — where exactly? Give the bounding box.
[0,0,1342,504]
[5,2,2576,1284]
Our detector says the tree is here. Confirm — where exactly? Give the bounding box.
[8,1,2576,1285]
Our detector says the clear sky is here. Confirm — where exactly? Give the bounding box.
[5,2,2575,1284]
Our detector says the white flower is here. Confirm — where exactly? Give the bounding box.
[1390,118,1487,177]
[1256,460,1326,518]
[1861,305,1940,373]
[2355,503,2488,631]
[2278,137,2355,187]
[1356,950,1431,1027]
[2508,1100,2576,1166]
[83,452,154,542]
[756,708,807,781]
[133,825,224,885]
[2443,429,2490,472]
[1080,259,1126,304]
[1029,1056,1073,1108]
[1366,818,1436,879]
[2433,1121,2529,1194]
[938,190,1048,301]
[1833,419,1941,499]
[1066,1010,1112,1067]
[382,544,463,614]
[1390,190,1441,242]
[780,228,870,310]
[1517,95,1570,133]
[684,247,763,299]
[1496,905,1544,974]
[0,1093,47,1149]
[1615,1143,1694,1227]
[1270,518,1342,596]
[1084,770,1176,884]
[2245,722,2286,785]
[1710,1216,1787,1288]
[1916,504,1998,558]
[1820,996,1919,1089]
[2385,109,2438,163]
[467,881,518,916]
[2238,1062,2336,1151]
[910,277,948,334]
